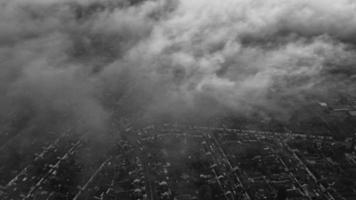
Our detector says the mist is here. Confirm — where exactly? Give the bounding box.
[1,0,356,135]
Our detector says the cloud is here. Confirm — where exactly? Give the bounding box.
[0,0,356,133]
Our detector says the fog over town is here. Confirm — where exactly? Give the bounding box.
[0,0,356,200]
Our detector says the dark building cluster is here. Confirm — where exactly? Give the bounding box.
[0,123,355,200]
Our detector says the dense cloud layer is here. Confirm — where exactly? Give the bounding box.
[1,0,356,133]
